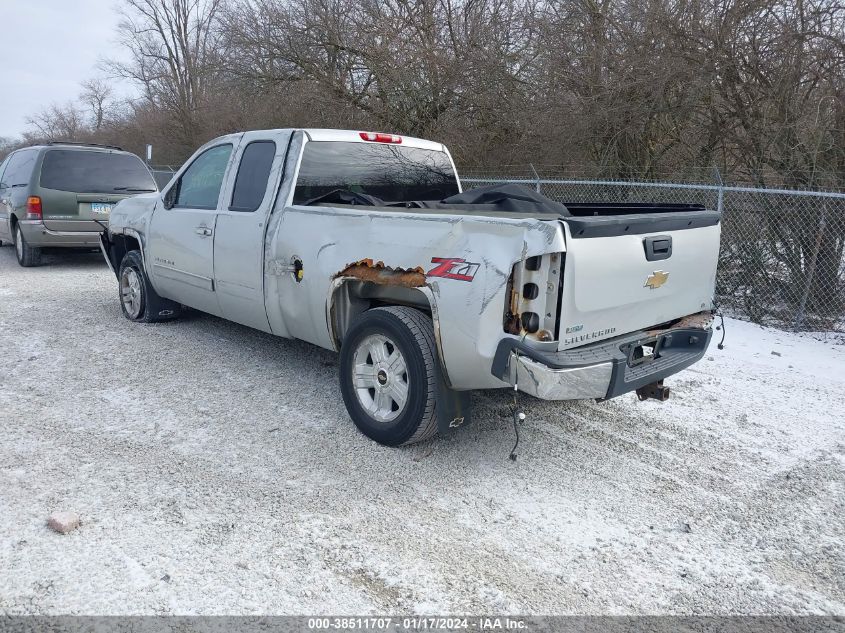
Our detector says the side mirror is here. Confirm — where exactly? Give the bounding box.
[162,182,177,210]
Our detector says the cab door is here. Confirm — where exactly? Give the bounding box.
[148,142,237,316]
[213,132,290,332]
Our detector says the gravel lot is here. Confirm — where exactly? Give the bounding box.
[0,245,843,615]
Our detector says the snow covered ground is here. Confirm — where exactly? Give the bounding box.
[0,246,843,615]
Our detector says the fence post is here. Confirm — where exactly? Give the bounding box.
[793,206,827,331]
[529,163,541,194]
[712,166,724,214]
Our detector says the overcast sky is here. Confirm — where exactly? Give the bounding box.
[0,0,133,139]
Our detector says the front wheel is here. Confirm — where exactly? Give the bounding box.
[14,224,41,267]
[118,250,182,323]
[339,306,439,446]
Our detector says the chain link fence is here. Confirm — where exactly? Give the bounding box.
[150,167,177,189]
[463,174,845,334]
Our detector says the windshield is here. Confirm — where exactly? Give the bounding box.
[293,141,459,204]
[40,149,157,193]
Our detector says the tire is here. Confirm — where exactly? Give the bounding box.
[118,250,182,323]
[339,306,438,446]
[14,224,41,267]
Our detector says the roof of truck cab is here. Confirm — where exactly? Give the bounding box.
[301,129,446,152]
[216,128,446,152]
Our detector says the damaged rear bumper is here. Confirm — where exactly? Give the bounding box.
[492,318,713,401]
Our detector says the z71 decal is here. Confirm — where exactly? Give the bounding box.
[427,257,480,282]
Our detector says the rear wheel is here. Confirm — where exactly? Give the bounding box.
[339,306,438,446]
[14,224,41,267]
[118,250,182,323]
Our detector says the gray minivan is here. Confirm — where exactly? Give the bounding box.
[0,142,157,266]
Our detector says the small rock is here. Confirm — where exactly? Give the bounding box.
[681,522,692,533]
[47,511,80,534]
[412,447,434,462]
[161,574,171,583]
[771,350,781,357]
[707,356,714,361]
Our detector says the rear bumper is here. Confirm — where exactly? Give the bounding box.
[492,317,713,401]
[18,220,104,248]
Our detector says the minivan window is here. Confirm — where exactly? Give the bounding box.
[3,149,39,188]
[174,144,233,209]
[0,156,10,188]
[40,150,157,194]
[230,141,276,212]
[293,141,459,204]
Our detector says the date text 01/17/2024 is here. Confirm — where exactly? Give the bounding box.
[307,616,528,630]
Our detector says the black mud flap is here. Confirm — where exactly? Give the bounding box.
[98,231,118,278]
[435,366,472,435]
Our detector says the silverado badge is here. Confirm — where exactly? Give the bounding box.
[645,270,669,289]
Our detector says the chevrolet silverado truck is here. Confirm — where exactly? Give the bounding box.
[100,129,721,446]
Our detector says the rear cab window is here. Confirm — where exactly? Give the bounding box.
[230,141,276,212]
[40,150,156,194]
[293,141,459,204]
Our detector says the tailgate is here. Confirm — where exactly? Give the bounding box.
[558,208,721,350]
[42,193,128,232]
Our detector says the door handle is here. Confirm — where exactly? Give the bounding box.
[643,235,672,261]
[195,226,213,237]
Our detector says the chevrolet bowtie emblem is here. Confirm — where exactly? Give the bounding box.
[645,270,669,289]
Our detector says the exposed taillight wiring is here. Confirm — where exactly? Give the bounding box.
[508,332,529,462]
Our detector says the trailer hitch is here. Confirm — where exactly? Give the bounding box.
[636,380,670,401]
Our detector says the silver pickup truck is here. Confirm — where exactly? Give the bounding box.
[101,129,721,446]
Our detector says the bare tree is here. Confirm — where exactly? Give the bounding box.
[107,0,226,151]
[80,78,115,131]
[24,102,87,141]
[222,0,539,143]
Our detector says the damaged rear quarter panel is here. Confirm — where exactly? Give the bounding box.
[268,205,565,390]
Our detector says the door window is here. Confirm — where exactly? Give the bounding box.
[173,144,233,209]
[0,156,10,188]
[2,149,38,188]
[229,141,277,212]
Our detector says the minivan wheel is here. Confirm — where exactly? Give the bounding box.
[118,250,182,323]
[339,306,438,446]
[14,224,41,267]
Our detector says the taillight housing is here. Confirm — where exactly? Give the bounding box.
[503,252,564,342]
[26,196,42,220]
[359,131,402,144]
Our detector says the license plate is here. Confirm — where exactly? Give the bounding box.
[91,202,113,215]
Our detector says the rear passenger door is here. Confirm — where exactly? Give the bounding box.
[149,142,236,316]
[214,133,290,332]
